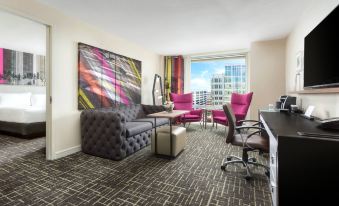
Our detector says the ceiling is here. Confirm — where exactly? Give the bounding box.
[38,0,314,55]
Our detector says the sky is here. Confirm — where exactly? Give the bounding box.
[190,58,246,92]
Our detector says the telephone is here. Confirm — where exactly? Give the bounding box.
[317,117,339,130]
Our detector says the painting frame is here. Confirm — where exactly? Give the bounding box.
[78,43,142,110]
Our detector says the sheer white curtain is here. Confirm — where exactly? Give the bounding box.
[183,55,191,93]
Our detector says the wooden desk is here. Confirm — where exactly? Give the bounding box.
[260,111,339,206]
[147,110,189,157]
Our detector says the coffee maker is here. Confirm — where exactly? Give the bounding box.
[276,95,296,111]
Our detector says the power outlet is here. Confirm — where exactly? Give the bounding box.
[325,111,330,119]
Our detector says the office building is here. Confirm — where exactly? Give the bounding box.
[192,90,211,107]
[211,64,247,105]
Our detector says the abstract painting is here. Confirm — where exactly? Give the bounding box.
[0,48,45,86]
[78,43,141,109]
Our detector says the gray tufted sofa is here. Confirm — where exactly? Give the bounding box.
[80,104,168,160]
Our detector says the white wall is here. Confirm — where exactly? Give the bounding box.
[249,39,286,119]
[0,0,162,159]
[0,10,46,55]
[286,0,339,118]
[0,10,46,94]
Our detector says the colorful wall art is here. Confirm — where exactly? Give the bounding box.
[78,43,142,109]
[0,48,46,86]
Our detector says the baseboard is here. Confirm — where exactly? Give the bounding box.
[54,145,81,159]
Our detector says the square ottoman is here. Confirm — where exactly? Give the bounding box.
[152,126,187,157]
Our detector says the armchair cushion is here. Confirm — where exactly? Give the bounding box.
[181,114,200,120]
[212,110,224,117]
[235,113,246,122]
[189,109,202,116]
[214,116,227,122]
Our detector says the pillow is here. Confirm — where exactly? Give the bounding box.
[31,94,46,108]
[0,92,32,107]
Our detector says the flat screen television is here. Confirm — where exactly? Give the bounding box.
[304,5,339,88]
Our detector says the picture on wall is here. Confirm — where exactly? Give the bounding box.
[0,48,46,86]
[78,43,142,109]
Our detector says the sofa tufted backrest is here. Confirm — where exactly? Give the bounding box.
[114,104,145,122]
[142,104,165,115]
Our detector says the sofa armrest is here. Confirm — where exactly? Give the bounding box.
[142,104,165,115]
[80,109,127,160]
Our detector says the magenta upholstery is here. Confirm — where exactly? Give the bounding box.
[212,92,253,127]
[170,93,203,123]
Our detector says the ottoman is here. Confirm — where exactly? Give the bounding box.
[151,126,187,157]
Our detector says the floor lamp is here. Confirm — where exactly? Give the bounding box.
[152,74,164,105]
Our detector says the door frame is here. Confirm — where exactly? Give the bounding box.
[0,8,53,160]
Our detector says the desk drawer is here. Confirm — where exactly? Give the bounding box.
[270,163,277,184]
[270,185,278,206]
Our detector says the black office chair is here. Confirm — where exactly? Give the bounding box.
[221,103,269,180]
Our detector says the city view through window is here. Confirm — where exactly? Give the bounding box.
[190,58,247,109]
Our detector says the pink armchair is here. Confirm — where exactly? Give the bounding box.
[212,92,253,128]
[170,93,203,127]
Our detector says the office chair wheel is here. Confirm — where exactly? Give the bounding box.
[249,157,257,162]
[226,157,232,161]
[221,165,226,170]
[265,170,270,177]
[245,175,252,181]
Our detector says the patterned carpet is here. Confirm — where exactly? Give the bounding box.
[0,125,271,206]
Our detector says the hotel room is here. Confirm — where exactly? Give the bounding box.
[0,0,338,205]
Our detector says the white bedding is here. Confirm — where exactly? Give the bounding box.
[0,106,46,123]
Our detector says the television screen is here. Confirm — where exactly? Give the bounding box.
[304,5,339,88]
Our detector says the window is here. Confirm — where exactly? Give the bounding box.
[190,55,248,107]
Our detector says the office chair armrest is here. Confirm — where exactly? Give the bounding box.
[235,126,265,131]
[237,120,261,124]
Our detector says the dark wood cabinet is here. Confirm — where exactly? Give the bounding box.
[260,112,339,206]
